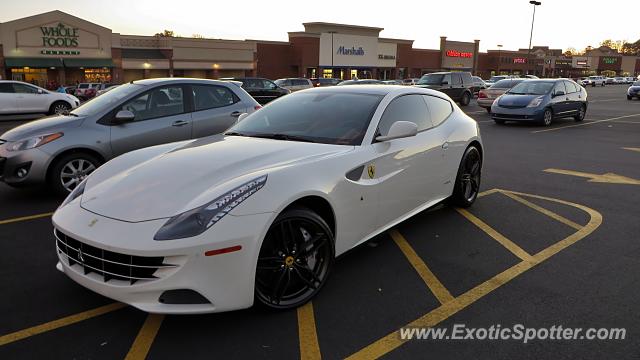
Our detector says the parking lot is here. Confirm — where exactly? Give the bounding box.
[0,85,638,359]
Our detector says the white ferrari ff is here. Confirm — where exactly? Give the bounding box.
[53,85,483,314]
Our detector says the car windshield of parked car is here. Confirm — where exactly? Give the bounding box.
[417,74,445,85]
[227,91,383,145]
[507,81,554,95]
[70,83,144,116]
[492,79,522,89]
[489,76,506,82]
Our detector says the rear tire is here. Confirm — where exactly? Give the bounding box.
[49,101,71,115]
[450,146,482,208]
[459,92,471,106]
[48,152,102,196]
[574,104,586,121]
[485,107,491,113]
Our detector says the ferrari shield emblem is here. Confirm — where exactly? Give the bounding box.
[367,164,375,179]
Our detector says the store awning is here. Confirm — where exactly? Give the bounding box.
[5,57,64,68]
[63,58,114,68]
[122,48,168,59]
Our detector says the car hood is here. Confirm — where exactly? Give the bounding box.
[414,84,442,90]
[629,86,640,91]
[497,94,541,107]
[80,135,353,222]
[0,114,85,141]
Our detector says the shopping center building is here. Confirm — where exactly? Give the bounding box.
[1,10,638,88]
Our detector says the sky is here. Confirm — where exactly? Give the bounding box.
[1,0,636,52]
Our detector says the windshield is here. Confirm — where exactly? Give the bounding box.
[507,81,554,95]
[417,74,445,85]
[491,79,522,89]
[489,76,507,82]
[71,83,143,116]
[228,91,383,145]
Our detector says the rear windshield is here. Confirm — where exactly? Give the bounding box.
[417,74,444,85]
[507,81,554,95]
[491,79,523,89]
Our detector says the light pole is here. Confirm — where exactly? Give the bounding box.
[328,31,337,79]
[497,44,503,75]
[526,0,541,75]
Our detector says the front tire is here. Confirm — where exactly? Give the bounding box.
[49,152,101,195]
[255,207,334,310]
[450,146,482,208]
[49,101,71,115]
[541,108,553,126]
[574,104,586,121]
[459,92,471,106]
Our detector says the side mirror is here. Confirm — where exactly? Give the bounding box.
[441,81,449,85]
[376,121,418,142]
[113,110,135,124]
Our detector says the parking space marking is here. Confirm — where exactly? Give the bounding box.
[500,190,582,230]
[125,314,165,360]
[532,113,640,133]
[297,302,321,360]
[623,147,640,152]
[455,208,533,262]
[0,212,54,225]
[544,168,640,185]
[613,121,640,125]
[0,303,126,346]
[390,229,454,304]
[346,190,602,360]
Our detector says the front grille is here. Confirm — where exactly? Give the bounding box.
[55,228,177,285]
[492,113,532,120]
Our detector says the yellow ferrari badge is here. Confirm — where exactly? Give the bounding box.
[367,164,375,179]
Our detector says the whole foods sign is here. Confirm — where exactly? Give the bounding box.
[41,23,79,47]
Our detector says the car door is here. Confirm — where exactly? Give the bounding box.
[563,81,581,113]
[190,84,248,138]
[550,81,570,116]
[12,83,48,113]
[439,73,454,98]
[109,84,192,156]
[450,73,463,100]
[0,83,18,114]
[371,94,446,229]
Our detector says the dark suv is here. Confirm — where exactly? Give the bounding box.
[414,72,474,106]
[220,77,290,104]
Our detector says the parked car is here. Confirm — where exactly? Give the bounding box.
[96,84,120,97]
[51,85,483,313]
[522,75,539,79]
[491,79,587,126]
[74,83,101,100]
[382,80,403,85]
[402,78,420,86]
[64,85,77,95]
[0,80,80,115]
[337,79,384,85]
[477,78,525,112]
[310,78,341,87]
[627,81,640,100]
[274,78,313,92]
[471,76,488,94]
[625,77,636,84]
[0,78,260,194]
[605,77,615,85]
[485,75,511,86]
[583,76,606,87]
[221,77,290,104]
[414,72,475,106]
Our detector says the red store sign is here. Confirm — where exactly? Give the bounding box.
[446,50,472,58]
[513,58,527,64]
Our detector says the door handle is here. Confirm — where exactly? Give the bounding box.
[442,142,449,150]
[230,111,242,117]
[172,120,189,127]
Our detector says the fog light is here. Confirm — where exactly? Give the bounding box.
[16,168,28,178]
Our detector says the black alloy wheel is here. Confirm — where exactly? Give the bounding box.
[574,105,586,121]
[450,146,482,207]
[460,92,471,106]
[255,208,334,309]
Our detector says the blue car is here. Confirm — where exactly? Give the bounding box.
[491,79,588,126]
[627,81,640,100]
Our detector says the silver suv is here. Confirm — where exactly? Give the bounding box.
[0,78,260,194]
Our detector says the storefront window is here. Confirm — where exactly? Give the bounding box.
[322,69,333,78]
[350,69,358,79]
[11,68,48,87]
[84,68,112,83]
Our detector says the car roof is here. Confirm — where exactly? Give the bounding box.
[131,77,239,86]
[296,84,449,98]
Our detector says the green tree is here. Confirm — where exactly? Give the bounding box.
[154,30,175,37]
[621,39,640,55]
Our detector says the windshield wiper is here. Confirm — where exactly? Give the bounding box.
[247,133,317,143]
[224,131,249,137]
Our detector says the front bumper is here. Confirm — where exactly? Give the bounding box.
[490,105,545,122]
[0,146,50,185]
[53,199,275,314]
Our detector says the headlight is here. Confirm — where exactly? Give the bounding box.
[527,96,544,108]
[59,179,87,208]
[6,132,63,152]
[154,175,267,241]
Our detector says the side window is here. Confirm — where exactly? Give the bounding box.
[565,81,578,94]
[461,72,472,84]
[553,82,566,95]
[377,94,432,136]
[451,73,462,85]
[263,80,277,90]
[0,83,15,93]
[12,84,38,94]
[442,74,452,85]
[423,95,453,127]
[192,85,239,111]
[294,79,308,86]
[121,86,184,121]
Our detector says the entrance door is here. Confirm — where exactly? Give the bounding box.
[350,69,358,79]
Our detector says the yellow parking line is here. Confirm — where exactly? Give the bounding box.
[456,208,533,262]
[0,303,126,346]
[0,212,54,225]
[532,113,640,133]
[390,229,453,304]
[347,194,602,360]
[477,188,499,198]
[125,314,165,360]
[297,302,321,360]
[499,190,582,230]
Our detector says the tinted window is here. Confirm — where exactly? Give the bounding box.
[461,72,472,84]
[230,92,383,145]
[13,84,39,94]
[294,79,310,86]
[564,81,578,94]
[192,85,239,111]
[417,73,444,85]
[274,79,288,86]
[242,79,263,89]
[423,95,453,127]
[553,82,567,95]
[263,80,277,90]
[378,94,431,135]
[0,83,14,93]
[121,86,184,121]
[78,84,90,89]
[451,73,462,85]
